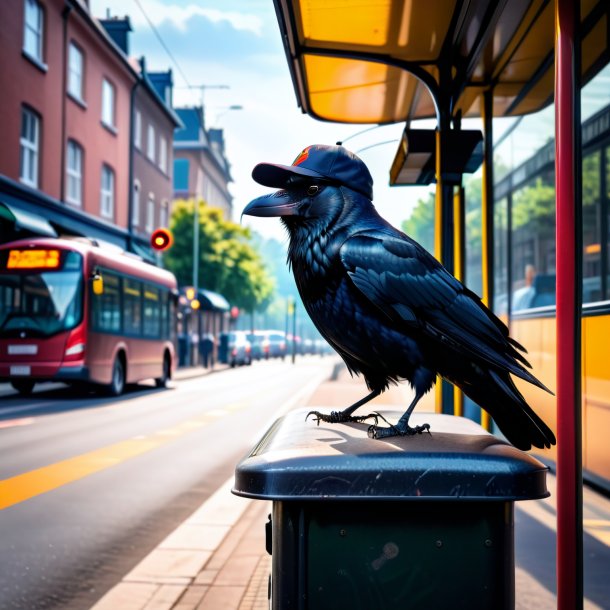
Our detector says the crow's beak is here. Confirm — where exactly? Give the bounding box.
[242,191,298,218]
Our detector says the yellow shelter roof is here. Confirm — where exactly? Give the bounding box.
[275,0,607,124]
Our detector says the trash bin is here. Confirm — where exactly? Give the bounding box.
[233,409,549,610]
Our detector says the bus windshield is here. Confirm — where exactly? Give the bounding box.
[0,251,83,338]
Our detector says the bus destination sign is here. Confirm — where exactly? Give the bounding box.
[6,249,61,269]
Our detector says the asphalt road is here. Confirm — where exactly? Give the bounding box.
[0,358,334,610]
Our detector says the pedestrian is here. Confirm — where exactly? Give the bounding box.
[200,333,215,368]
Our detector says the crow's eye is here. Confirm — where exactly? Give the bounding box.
[307,185,320,196]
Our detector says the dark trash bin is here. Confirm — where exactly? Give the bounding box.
[233,409,549,610]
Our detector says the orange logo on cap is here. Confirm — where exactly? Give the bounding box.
[292,147,310,166]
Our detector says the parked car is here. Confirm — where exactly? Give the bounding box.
[246,332,265,360]
[219,331,252,367]
[261,330,287,359]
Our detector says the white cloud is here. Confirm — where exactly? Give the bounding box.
[94,0,263,35]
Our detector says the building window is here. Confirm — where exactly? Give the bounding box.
[134,110,141,149]
[159,136,167,173]
[174,158,189,192]
[146,195,155,232]
[160,200,168,228]
[23,0,43,63]
[101,78,115,128]
[67,42,84,101]
[132,182,140,227]
[147,124,155,162]
[66,140,83,206]
[20,106,40,188]
[100,164,115,219]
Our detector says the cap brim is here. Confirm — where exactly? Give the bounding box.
[252,163,325,189]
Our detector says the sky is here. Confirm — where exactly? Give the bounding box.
[89,0,438,241]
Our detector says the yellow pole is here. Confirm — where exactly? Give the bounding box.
[434,129,443,265]
[453,186,464,417]
[434,129,443,413]
[480,95,492,431]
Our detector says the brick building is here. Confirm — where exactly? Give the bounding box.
[0,1,179,261]
[173,107,233,219]
[98,18,181,256]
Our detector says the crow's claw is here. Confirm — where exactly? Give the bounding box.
[368,422,431,439]
[306,410,379,425]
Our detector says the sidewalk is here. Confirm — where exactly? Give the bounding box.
[91,364,610,610]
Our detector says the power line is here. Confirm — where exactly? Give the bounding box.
[133,0,192,88]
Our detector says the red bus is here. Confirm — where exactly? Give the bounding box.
[0,237,177,396]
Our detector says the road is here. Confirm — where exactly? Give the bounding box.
[0,357,335,610]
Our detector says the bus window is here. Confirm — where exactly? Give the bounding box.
[123,278,142,335]
[143,285,161,338]
[582,150,601,303]
[92,272,121,332]
[511,168,556,312]
[0,251,83,337]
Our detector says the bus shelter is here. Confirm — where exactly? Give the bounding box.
[265,0,610,607]
[177,287,230,367]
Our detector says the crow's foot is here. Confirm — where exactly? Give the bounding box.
[367,421,431,440]
[306,410,379,426]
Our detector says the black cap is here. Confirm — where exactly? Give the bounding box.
[252,144,374,199]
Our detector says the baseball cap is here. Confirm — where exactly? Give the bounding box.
[252,144,374,199]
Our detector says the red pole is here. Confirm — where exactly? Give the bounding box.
[554,1,583,609]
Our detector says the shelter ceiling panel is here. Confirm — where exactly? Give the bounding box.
[294,0,456,59]
[303,54,435,123]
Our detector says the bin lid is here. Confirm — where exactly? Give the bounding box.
[233,409,549,501]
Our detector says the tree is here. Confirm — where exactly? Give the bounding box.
[164,199,274,312]
[401,191,435,254]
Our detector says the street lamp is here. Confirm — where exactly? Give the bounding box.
[176,84,230,124]
[212,104,243,126]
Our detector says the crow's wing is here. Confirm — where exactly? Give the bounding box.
[339,231,547,390]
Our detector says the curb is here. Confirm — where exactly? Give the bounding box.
[90,478,252,610]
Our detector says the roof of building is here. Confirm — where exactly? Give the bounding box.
[174,107,232,182]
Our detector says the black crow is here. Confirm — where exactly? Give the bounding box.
[243,144,556,450]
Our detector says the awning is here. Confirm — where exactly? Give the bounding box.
[198,289,230,312]
[130,239,157,264]
[0,200,57,237]
[274,0,608,124]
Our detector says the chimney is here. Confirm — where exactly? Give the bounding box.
[98,15,132,54]
[148,69,174,107]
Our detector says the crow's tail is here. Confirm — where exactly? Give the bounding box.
[458,370,556,451]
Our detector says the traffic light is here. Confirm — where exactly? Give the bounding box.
[185,287,196,300]
[151,228,173,251]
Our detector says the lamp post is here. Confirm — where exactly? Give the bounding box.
[176,84,230,125]
[212,104,243,126]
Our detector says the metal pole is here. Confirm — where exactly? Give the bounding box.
[192,201,199,291]
[554,0,583,608]
[434,104,454,416]
[480,89,495,431]
[453,185,464,417]
[192,201,200,366]
[291,300,297,364]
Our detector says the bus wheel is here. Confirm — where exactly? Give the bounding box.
[108,357,125,396]
[11,380,35,396]
[155,355,171,388]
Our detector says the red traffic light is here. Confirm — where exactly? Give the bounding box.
[151,228,173,251]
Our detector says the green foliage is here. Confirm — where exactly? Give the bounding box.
[512,177,556,235]
[164,199,275,312]
[401,191,435,254]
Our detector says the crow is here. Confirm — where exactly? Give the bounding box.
[243,144,556,450]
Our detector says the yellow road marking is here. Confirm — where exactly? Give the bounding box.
[0,405,247,511]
